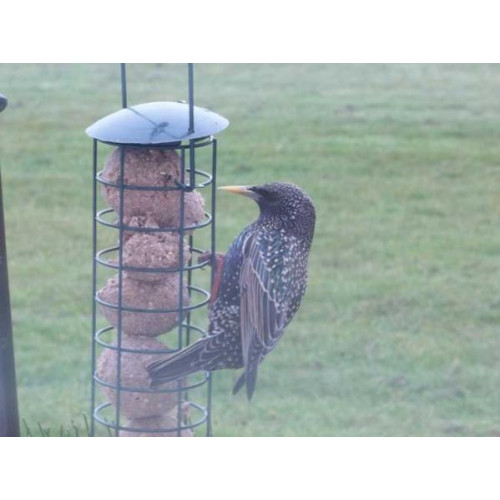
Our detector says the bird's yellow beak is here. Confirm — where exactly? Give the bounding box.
[217,185,257,199]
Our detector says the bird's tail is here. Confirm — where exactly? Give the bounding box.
[232,366,259,400]
[147,338,221,389]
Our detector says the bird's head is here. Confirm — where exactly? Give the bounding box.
[218,182,315,240]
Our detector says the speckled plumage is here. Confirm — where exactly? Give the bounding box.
[147,182,316,399]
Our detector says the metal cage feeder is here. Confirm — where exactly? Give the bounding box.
[86,64,228,437]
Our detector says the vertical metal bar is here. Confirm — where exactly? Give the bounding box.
[176,146,187,436]
[210,141,218,297]
[178,148,186,352]
[206,137,217,437]
[188,64,196,189]
[188,64,194,133]
[114,62,128,436]
[0,158,20,438]
[90,139,98,437]
[188,141,196,190]
[115,145,126,437]
[121,64,128,109]
[186,232,193,348]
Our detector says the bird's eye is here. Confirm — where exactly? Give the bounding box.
[263,190,279,202]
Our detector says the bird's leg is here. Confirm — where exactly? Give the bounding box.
[198,251,225,304]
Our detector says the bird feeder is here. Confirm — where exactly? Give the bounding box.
[86,64,228,436]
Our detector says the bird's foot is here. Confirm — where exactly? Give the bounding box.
[198,252,225,304]
[197,251,225,267]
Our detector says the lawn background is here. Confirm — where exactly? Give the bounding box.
[1,63,499,436]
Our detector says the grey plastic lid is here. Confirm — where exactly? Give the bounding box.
[86,101,229,146]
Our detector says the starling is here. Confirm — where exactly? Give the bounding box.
[147,182,316,399]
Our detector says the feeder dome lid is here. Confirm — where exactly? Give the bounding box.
[86,101,229,146]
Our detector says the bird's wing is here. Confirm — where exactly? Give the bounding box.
[239,229,290,373]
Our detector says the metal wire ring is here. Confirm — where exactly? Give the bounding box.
[96,284,209,314]
[96,207,213,232]
[93,370,209,394]
[95,324,209,353]
[96,167,213,191]
[93,400,208,433]
[95,245,211,274]
[96,135,215,150]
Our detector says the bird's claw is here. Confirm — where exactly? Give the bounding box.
[197,251,225,267]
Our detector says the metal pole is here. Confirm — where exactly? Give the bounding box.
[0,94,20,437]
[120,64,128,109]
[188,64,194,133]
[188,64,196,189]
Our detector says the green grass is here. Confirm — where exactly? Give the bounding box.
[1,64,500,436]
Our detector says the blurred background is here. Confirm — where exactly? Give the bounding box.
[0,63,499,436]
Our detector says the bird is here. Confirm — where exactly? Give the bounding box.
[147,182,316,400]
